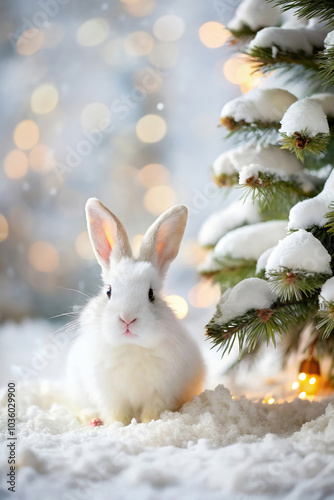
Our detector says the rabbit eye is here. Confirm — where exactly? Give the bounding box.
[148,287,154,302]
[106,285,112,299]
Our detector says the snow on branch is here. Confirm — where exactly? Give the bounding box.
[271,0,334,27]
[279,98,331,162]
[228,0,280,40]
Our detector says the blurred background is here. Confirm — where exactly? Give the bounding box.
[0,0,256,329]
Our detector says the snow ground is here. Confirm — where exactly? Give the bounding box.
[1,320,334,500]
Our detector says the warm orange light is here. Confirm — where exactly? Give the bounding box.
[292,381,299,390]
[309,377,316,385]
[199,22,229,48]
[4,150,29,179]
[14,120,40,150]
[28,241,59,273]
[164,295,188,319]
[136,115,167,143]
[188,281,221,308]
[299,392,306,399]
[17,29,44,55]
[137,164,170,188]
[29,144,55,173]
[0,214,9,242]
[298,373,307,381]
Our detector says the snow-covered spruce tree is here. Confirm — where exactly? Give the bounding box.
[200,0,334,379]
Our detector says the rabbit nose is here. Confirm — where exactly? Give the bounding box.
[120,316,137,326]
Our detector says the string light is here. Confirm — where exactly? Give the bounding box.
[292,357,321,398]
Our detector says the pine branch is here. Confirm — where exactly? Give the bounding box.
[270,0,334,26]
[316,299,334,339]
[246,45,319,75]
[213,172,240,188]
[318,46,334,87]
[325,201,334,236]
[201,256,257,289]
[280,130,330,163]
[206,299,313,356]
[219,118,280,146]
[267,268,330,301]
[239,170,315,212]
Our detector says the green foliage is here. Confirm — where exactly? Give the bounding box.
[266,268,330,301]
[318,46,334,87]
[280,130,330,163]
[201,256,257,290]
[316,300,334,339]
[239,170,315,212]
[325,202,334,236]
[214,172,239,187]
[207,299,313,356]
[246,45,319,75]
[271,0,334,26]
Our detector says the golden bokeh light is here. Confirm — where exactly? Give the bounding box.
[124,31,154,56]
[144,185,176,215]
[298,372,307,381]
[188,281,221,308]
[123,0,155,17]
[31,84,59,114]
[14,120,40,150]
[136,114,167,143]
[153,15,184,42]
[17,28,44,55]
[77,18,110,47]
[75,231,95,260]
[0,214,9,242]
[147,43,179,68]
[28,144,55,173]
[199,22,229,48]
[299,392,306,399]
[132,234,144,257]
[181,241,208,267]
[309,377,316,385]
[28,241,59,273]
[165,295,188,319]
[80,102,111,131]
[137,163,170,188]
[291,381,299,390]
[222,56,263,92]
[3,150,29,179]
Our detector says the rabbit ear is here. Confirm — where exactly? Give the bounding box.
[139,205,188,277]
[86,198,132,272]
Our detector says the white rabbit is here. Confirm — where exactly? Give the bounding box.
[66,198,205,425]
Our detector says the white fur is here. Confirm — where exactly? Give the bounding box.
[66,200,205,425]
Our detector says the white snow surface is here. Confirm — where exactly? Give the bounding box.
[228,0,280,32]
[217,277,277,324]
[280,98,330,137]
[249,27,326,53]
[198,197,261,247]
[197,250,222,274]
[213,143,302,179]
[256,246,276,274]
[312,92,334,117]
[220,88,297,124]
[214,220,288,261]
[1,320,334,499]
[288,169,334,230]
[325,30,334,49]
[266,229,332,275]
[320,276,334,304]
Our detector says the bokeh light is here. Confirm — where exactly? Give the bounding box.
[222,56,262,93]
[28,145,55,174]
[17,28,44,55]
[122,0,156,17]
[147,43,179,68]
[3,150,29,179]
[124,31,154,56]
[31,84,59,114]
[75,232,95,260]
[136,114,167,143]
[28,241,59,273]
[188,281,221,308]
[137,163,170,188]
[144,185,176,215]
[153,15,184,42]
[80,102,111,131]
[41,25,63,49]
[77,18,110,47]
[14,120,40,150]
[165,295,188,319]
[0,215,9,242]
[199,22,229,48]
